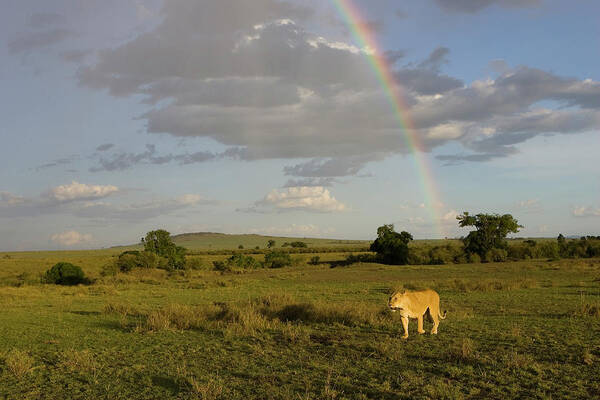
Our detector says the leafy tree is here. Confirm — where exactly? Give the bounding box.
[457,212,523,259]
[370,224,413,265]
[557,233,567,257]
[43,262,88,285]
[267,240,276,248]
[142,229,187,270]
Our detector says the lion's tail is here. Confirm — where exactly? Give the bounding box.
[438,309,447,320]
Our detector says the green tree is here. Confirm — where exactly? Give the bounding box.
[457,212,523,259]
[370,224,413,265]
[557,233,567,257]
[142,229,187,270]
[43,262,88,285]
[267,240,276,248]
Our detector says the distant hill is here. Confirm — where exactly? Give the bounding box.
[114,232,371,251]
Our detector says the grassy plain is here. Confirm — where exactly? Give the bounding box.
[0,248,599,399]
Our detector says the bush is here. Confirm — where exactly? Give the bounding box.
[290,241,307,248]
[264,251,292,268]
[212,261,231,272]
[467,253,482,264]
[309,256,320,265]
[116,251,161,272]
[100,262,119,277]
[428,246,455,265]
[227,254,260,269]
[43,262,88,285]
[485,248,508,262]
[185,257,205,270]
[540,242,560,259]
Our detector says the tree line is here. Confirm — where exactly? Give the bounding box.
[368,212,600,265]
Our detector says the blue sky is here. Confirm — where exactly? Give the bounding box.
[1,0,598,250]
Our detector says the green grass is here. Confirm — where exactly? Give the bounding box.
[0,250,599,399]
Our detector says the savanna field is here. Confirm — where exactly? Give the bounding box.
[0,236,599,400]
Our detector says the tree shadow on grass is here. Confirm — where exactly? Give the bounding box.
[151,375,180,395]
[70,310,101,316]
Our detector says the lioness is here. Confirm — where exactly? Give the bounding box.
[388,289,446,339]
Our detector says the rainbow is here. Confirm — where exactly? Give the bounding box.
[331,0,446,237]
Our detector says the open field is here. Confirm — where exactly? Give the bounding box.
[1,250,599,399]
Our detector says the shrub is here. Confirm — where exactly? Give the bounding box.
[407,249,429,265]
[43,262,88,285]
[100,262,119,277]
[116,251,161,272]
[540,242,560,260]
[467,253,482,264]
[485,248,508,262]
[212,261,231,272]
[227,254,260,269]
[238,244,244,249]
[428,246,455,265]
[185,257,205,270]
[309,256,321,265]
[264,251,292,268]
[290,241,307,248]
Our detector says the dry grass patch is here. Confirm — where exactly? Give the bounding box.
[60,349,99,381]
[448,338,478,363]
[3,349,35,378]
[574,303,600,317]
[134,294,396,336]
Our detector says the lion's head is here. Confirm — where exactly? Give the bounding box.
[388,291,406,312]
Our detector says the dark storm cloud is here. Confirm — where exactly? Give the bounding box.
[29,12,66,28]
[89,144,247,172]
[95,143,115,152]
[282,177,338,187]
[70,0,599,168]
[433,0,541,14]
[34,155,78,171]
[8,29,74,54]
[418,46,450,71]
[61,49,92,63]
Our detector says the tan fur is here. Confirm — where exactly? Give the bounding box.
[388,289,446,339]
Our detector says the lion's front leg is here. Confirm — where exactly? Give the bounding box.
[401,316,409,339]
[417,314,425,334]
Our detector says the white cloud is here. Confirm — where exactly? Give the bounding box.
[46,181,119,202]
[244,186,347,213]
[50,231,93,247]
[0,192,26,206]
[176,194,207,205]
[441,209,459,222]
[573,206,600,217]
[517,199,539,208]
